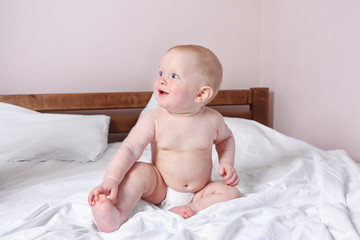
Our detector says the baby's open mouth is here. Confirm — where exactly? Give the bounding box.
[159,90,169,95]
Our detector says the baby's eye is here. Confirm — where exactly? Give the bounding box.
[159,71,164,77]
[171,73,179,79]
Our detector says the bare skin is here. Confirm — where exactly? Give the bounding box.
[88,45,241,232]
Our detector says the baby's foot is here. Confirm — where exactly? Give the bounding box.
[91,194,126,233]
[169,205,196,219]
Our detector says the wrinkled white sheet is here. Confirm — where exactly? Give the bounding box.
[1,119,360,240]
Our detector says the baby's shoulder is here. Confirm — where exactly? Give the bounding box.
[203,107,223,119]
[145,107,161,115]
[203,107,226,125]
[141,107,166,121]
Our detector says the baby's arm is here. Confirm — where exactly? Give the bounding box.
[88,113,156,205]
[214,116,239,186]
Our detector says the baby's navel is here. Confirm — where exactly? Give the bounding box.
[181,184,190,191]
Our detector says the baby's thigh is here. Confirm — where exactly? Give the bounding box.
[128,162,166,204]
[194,181,241,201]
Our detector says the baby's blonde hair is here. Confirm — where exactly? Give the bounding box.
[166,45,223,97]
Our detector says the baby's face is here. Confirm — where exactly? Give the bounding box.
[153,49,205,114]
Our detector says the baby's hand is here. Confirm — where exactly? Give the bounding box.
[88,179,119,206]
[218,163,239,186]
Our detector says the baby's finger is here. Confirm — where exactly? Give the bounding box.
[233,177,239,185]
[221,168,234,180]
[109,188,118,202]
[223,174,233,183]
[224,172,236,184]
[88,193,94,205]
[222,174,231,181]
[227,174,239,186]
[88,187,103,203]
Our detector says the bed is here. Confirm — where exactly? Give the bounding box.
[1,88,359,240]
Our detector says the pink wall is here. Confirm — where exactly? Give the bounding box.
[261,0,360,162]
[0,0,261,94]
[1,1,359,162]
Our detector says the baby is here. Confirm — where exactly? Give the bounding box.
[88,45,241,233]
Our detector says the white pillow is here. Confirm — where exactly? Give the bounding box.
[221,117,312,170]
[139,93,159,118]
[0,102,110,162]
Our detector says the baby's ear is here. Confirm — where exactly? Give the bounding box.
[194,86,214,103]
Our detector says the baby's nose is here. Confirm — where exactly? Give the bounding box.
[160,77,167,85]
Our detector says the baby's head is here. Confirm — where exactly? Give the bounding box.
[154,45,223,114]
[165,45,223,99]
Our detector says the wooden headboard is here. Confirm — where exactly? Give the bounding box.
[0,88,269,142]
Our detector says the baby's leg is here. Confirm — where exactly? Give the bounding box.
[92,162,166,232]
[92,194,124,232]
[170,181,241,218]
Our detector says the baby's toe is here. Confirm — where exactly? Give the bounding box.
[98,194,110,203]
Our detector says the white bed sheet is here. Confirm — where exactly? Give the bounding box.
[1,119,360,240]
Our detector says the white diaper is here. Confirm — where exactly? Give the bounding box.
[160,187,195,210]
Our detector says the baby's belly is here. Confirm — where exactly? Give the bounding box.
[153,150,213,193]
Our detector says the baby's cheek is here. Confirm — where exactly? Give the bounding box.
[153,81,159,91]
[173,88,193,102]
[169,88,184,101]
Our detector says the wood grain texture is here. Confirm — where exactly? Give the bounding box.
[251,88,269,126]
[1,88,269,142]
[0,92,153,111]
[208,90,252,106]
